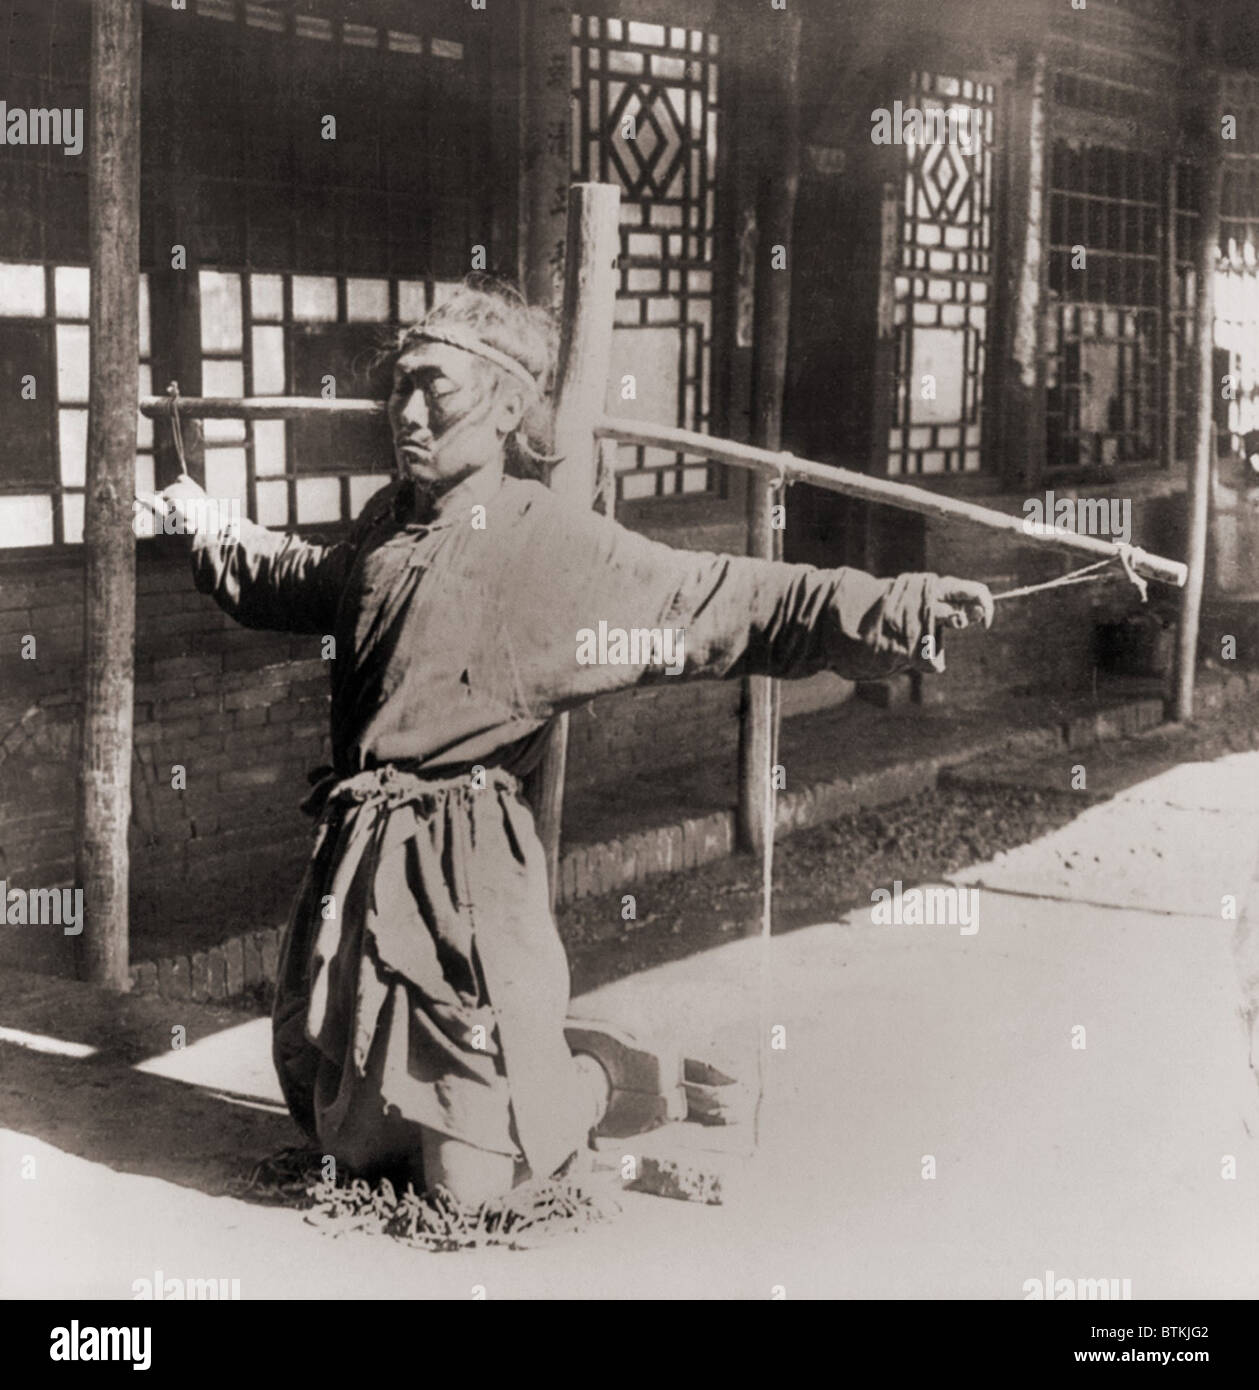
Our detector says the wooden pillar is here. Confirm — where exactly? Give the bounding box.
[520,0,573,903]
[736,11,801,855]
[520,0,572,309]
[1159,159,1179,474]
[148,7,203,489]
[527,184,621,904]
[1003,48,1048,494]
[1174,73,1224,722]
[488,5,525,285]
[76,0,142,989]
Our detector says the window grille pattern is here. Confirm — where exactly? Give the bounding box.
[1047,0,1180,122]
[0,0,492,547]
[1218,73,1259,456]
[571,15,720,500]
[887,71,996,476]
[1045,143,1166,471]
[0,263,152,547]
[199,270,465,529]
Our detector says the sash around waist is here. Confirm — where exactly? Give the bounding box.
[301,761,521,820]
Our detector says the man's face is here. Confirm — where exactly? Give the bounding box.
[387,340,522,493]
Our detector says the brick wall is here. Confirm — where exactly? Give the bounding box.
[0,541,329,975]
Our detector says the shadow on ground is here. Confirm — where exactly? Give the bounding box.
[0,976,299,1201]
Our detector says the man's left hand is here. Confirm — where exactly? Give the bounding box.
[934,577,994,632]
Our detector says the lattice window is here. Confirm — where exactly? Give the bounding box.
[198,270,467,529]
[165,0,496,531]
[571,15,720,500]
[0,1,494,547]
[1217,73,1259,455]
[887,72,996,476]
[0,262,152,547]
[1045,143,1165,471]
[0,0,91,267]
[147,0,490,281]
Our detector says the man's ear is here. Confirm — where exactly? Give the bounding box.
[492,382,527,438]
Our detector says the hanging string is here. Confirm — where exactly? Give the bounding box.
[752,465,790,1152]
[164,380,191,481]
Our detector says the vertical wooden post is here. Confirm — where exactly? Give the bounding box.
[148,8,203,490]
[487,2,525,289]
[1159,159,1178,475]
[1004,48,1048,494]
[736,11,801,855]
[76,0,142,989]
[527,183,621,904]
[1174,75,1223,722]
[520,0,573,309]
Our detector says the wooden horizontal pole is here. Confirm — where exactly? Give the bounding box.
[596,416,1188,589]
[140,395,384,420]
[139,395,1187,589]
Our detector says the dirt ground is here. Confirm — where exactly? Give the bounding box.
[562,698,1259,994]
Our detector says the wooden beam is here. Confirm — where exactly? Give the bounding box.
[596,417,1188,589]
[140,395,383,420]
[1003,48,1048,494]
[737,10,801,856]
[526,183,621,906]
[487,1,525,288]
[77,0,142,991]
[140,397,1189,588]
[1174,72,1225,721]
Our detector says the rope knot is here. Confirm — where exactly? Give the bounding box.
[768,453,791,495]
[1115,544,1150,604]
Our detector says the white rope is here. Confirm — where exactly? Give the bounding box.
[752,672,776,1151]
[164,380,191,481]
[992,545,1149,605]
[752,470,789,1151]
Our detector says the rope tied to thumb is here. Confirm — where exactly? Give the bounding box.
[992,542,1149,605]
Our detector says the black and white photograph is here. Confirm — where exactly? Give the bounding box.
[0,0,1256,1340]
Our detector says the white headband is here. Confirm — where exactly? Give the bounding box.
[403,326,540,393]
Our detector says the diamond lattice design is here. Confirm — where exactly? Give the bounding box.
[919,142,970,223]
[608,83,685,199]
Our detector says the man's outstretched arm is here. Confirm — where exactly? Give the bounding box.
[655,551,991,683]
[502,491,993,710]
[140,476,357,635]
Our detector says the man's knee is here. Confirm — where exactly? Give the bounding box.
[420,1127,517,1205]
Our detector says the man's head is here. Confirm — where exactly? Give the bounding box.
[387,281,555,497]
